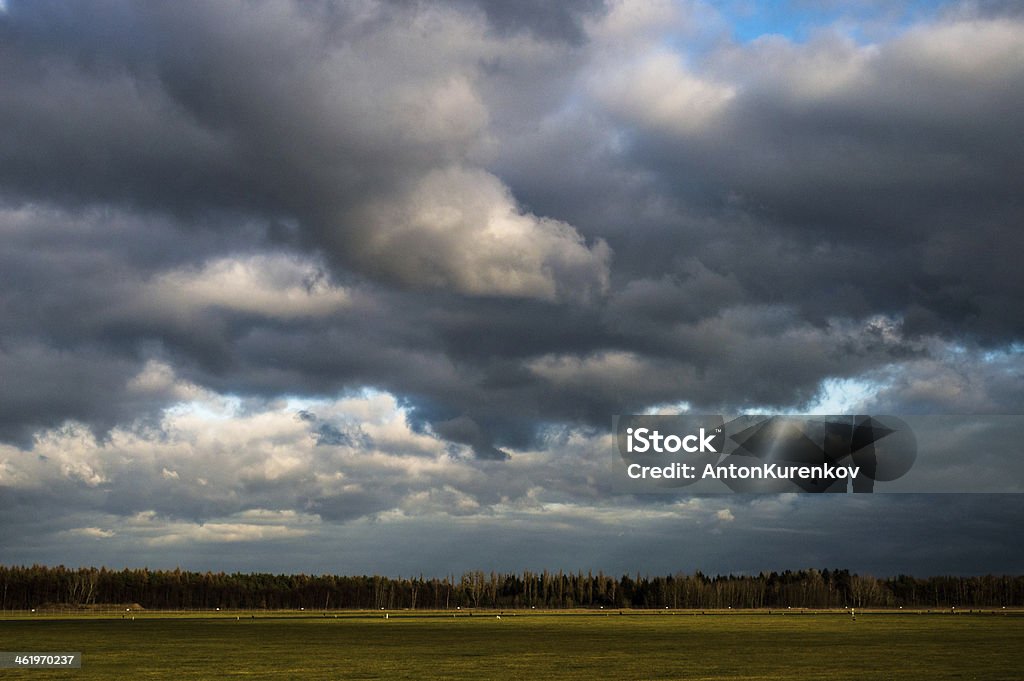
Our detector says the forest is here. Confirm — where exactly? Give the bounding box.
[2,565,1022,611]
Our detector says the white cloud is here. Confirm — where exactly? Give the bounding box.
[583,0,734,136]
[713,32,877,102]
[142,522,312,546]
[587,0,690,45]
[527,350,691,400]
[140,254,349,320]
[127,360,207,402]
[593,51,736,135]
[65,527,116,539]
[891,19,1024,81]
[0,384,631,538]
[356,166,611,301]
[68,510,323,547]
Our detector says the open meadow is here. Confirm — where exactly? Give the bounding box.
[1,610,1021,680]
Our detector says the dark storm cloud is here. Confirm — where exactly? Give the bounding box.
[590,19,1024,342]
[0,342,141,445]
[0,0,610,300]
[1,0,1023,453]
[406,0,606,43]
[0,0,1019,450]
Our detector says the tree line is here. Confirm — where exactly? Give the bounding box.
[1,565,1021,610]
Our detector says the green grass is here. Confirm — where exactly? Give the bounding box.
[1,611,1021,680]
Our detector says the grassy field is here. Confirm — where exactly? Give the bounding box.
[1,611,1021,680]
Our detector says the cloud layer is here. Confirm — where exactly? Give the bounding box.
[1,0,1022,574]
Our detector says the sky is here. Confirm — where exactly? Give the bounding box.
[1,0,1023,578]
